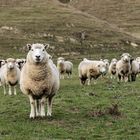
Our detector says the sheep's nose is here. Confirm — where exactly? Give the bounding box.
[36,55,40,59]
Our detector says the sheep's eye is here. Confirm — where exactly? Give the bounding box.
[31,49,33,51]
[43,49,45,51]
[98,65,100,67]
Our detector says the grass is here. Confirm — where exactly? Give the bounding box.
[0,62,140,140]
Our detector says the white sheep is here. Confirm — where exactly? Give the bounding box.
[78,59,107,85]
[116,53,131,82]
[0,58,20,95]
[20,43,60,118]
[57,57,73,79]
[108,58,117,79]
[129,59,140,81]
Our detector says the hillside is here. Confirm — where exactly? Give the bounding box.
[70,0,140,38]
[0,0,139,59]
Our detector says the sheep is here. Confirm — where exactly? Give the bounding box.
[20,43,60,118]
[0,58,20,95]
[78,59,107,85]
[116,53,131,82]
[108,58,117,79]
[57,57,73,79]
[129,59,140,81]
[101,59,110,76]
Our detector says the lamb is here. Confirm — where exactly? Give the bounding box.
[57,57,73,79]
[20,43,60,118]
[78,59,107,85]
[108,58,117,79]
[116,53,131,82]
[0,58,20,95]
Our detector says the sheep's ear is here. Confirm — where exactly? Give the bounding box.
[44,44,49,50]
[26,44,32,51]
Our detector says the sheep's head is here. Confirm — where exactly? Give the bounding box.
[57,57,65,64]
[97,61,107,75]
[103,59,110,68]
[111,58,117,66]
[6,58,16,69]
[26,43,49,64]
[121,53,131,63]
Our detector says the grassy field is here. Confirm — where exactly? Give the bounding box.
[0,0,140,139]
[0,62,140,140]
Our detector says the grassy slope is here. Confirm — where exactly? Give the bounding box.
[70,0,140,33]
[0,63,140,139]
[0,0,139,59]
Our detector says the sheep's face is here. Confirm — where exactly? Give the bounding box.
[57,57,65,64]
[6,58,16,69]
[97,62,107,75]
[27,44,49,64]
[111,59,117,66]
[121,53,131,63]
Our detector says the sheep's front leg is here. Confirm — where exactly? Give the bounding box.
[28,95,36,119]
[47,96,54,116]
[8,85,12,95]
[40,97,46,117]
[87,75,91,85]
[14,86,17,95]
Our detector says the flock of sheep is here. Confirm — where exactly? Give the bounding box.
[78,53,140,85]
[0,43,140,119]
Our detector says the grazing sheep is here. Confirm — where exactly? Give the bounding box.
[116,53,131,82]
[108,58,117,79]
[20,43,60,118]
[57,57,73,79]
[0,58,20,95]
[78,59,107,85]
[129,59,140,81]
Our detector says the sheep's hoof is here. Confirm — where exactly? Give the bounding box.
[30,114,35,119]
[40,113,45,117]
[47,112,52,117]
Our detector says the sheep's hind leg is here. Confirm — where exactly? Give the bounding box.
[40,97,46,117]
[47,96,54,117]
[8,85,12,95]
[28,95,36,119]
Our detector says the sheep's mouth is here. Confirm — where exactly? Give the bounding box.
[8,67,14,70]
[35,58,41,62]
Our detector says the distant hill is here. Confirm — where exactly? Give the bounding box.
[70,0,140,38]
[0,0,139,58]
